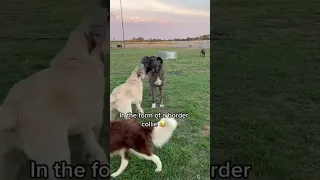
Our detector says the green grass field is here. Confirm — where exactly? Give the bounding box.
[110,48,210,179]
[212,0,320,179]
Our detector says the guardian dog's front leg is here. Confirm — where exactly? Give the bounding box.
[150,86,156,108]
[159,86,164,108]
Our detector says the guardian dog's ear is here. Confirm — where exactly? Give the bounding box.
[157,56,163,64]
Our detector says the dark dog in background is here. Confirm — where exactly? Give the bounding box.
[200,49,206,57]
[141,56,165,108]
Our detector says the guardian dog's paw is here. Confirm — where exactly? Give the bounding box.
[155,168,162,172]
[159,104,165,108]
[151,103,156,108]
[139,110,144,114]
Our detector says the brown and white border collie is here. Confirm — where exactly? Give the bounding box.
[110,117,178,178]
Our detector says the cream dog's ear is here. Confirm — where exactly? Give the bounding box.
[84,8,108,54]
[140,63,145,70]
[140,64,146,75]
[136,65,145,78]
[82,8,108,65]
[50,8,108,67]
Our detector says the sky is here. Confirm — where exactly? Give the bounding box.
[110,0,210,40]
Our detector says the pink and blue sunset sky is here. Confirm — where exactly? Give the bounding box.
[110,0,210,40]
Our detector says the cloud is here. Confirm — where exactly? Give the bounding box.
[111,13,175,25]
[110,0,210,40]
[111,0,210,17]
[154,0,210,13]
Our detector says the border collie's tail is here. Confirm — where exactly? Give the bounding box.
[0,106,17,130]
[151,118,178,148]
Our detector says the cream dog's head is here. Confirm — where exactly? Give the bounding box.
[135,64,146,80]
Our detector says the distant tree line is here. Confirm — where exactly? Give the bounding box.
[122,34,210,42]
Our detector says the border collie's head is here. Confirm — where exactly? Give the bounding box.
[141,56,163,74]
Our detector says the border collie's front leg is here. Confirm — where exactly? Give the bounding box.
[130,150,163,173]
[111,150,129,178]
[159,86,164,108]
[151,86,156,108]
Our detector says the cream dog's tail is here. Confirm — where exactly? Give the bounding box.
[151,118,178,148]
[0,106,18,130]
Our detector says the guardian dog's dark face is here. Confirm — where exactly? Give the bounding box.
[141,56,163,74]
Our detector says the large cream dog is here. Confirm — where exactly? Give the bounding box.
[0,9,108,180]
[110,64,146,121]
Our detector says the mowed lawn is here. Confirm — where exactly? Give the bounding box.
[110,48,210,179]
[212,0,320,179]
